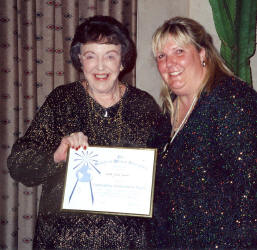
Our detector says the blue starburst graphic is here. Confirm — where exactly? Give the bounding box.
[69,150,100,204]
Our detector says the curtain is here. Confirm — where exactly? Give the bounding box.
[0,0,137,249]
[209,0,257,86]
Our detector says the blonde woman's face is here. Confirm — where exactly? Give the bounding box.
[155,35,206,97]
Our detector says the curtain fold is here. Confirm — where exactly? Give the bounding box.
[0,1,137,249]
[209,0,257,86]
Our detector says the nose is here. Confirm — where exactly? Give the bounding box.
[96,57,104,71]
[166,55,176,68]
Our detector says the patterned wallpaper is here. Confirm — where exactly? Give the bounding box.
[0,0,137,249]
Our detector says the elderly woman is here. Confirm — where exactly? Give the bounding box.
[7,15,161,249]
[150,17,257,248]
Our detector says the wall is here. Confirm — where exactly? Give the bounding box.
[136,0,189,104]
[136,0,257,104]
[189,1,257,90]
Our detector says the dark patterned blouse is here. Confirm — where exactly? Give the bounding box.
[7,81,162,249]
[150,77,257,249]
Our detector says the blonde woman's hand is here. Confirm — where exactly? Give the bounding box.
[53,132,89,163]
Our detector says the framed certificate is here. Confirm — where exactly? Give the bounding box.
[61,146,157,217]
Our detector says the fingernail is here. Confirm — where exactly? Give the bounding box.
[83,146,87,150]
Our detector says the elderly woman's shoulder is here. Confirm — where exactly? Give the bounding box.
[123,84,161,114]
[51,81,81,94]
[45,81,82,100]
[127,84,157,102]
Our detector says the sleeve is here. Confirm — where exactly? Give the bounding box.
[213,91,256,167]
[212,88,257,245]
[7,90,66,187]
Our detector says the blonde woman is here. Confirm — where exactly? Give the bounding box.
[150,17,257,248]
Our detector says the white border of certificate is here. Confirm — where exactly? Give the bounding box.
[61,146,157,217]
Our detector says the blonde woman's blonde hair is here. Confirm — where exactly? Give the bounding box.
[152,16,233,115]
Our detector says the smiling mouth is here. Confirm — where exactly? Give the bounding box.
[95,74,109,79]
[169,71,182,76]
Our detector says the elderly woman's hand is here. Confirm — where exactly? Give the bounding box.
[54,132,89,163]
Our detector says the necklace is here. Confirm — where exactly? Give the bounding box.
[171,97,180,136]
[163,96,197,153]
[104,84,123,117]
[85,81,124,145]
[88,83,123,118]
[83,80,123,118]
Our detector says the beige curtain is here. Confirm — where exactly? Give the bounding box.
[0,1,137,249]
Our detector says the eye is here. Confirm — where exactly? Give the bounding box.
[85,54,96,60]
[108,55,115,59]
[80,53,95,60]
[106,52,118,60]
[176,49,184,54]
[156,53,165,61]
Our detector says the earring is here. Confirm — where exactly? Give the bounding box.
[120,65,124,71]
[201,60,206,67]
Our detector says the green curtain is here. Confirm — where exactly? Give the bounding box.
[209,0,257,86]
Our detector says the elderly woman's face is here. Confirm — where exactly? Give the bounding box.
[156,35,206,97]
[79,42,122,93]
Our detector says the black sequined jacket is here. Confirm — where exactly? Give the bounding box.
[150,76,257,249]
[7,81,162,249]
